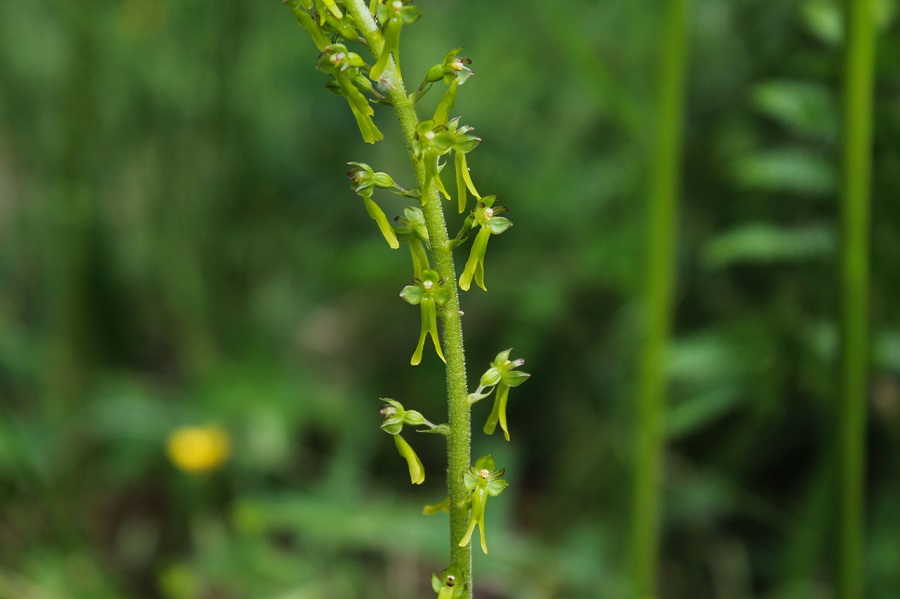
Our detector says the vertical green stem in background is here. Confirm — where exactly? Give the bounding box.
[837,0,875,598]
[345,2,473,595]
[629,1,690,598]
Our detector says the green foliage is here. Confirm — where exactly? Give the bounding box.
[0,0,899,597]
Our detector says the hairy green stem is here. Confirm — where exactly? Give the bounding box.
[837,1,875,597]
[345,1,473,594]
[629,1,690,598]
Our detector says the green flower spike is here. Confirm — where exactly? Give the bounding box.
[400,269,451,365]
[431,564,467,599]
[347,162,399,248]
[481,349,530,441]
[370,0,422,81]
[459,455,508,554]
[317,44,383,144]
[394,206,431,277]
[411,119,455,203]
[446,118,482,213]
[459,196,512,291]
[379,398,435,484]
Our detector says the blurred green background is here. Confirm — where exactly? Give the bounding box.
[1,0,899,597]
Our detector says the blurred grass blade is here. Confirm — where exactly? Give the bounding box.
[629,0,691,597]
[837,0,876,598]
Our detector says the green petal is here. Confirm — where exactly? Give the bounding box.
[459,226,489,291]
[496,383,511,441]
[454,151,468,213]
[363,196,399,248]
[411,325,427,366]
[422,299,446,363]
[394,434,424,484]
[483,387,501,435]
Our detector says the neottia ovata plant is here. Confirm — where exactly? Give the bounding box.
[283,1,530,595]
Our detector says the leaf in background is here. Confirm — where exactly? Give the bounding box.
[703,223,834,269]
[800,0,897,45]
[731,149,835,196]
[752,80,837,141]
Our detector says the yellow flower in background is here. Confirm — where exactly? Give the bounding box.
[166,425,230,473]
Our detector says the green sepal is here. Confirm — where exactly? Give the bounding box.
[480,366,502,387]
[489,216,512,235]
[379,398,405,434]
[394,434,424,484]
[400,282,424,305]
[362,196,399,248]
[402,409,426,426]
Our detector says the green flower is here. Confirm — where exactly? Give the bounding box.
[459,196,511,291]
[445,118,482,213]
[411,117,481,210]
[379,398,435,484]
[458,455,508,554]
[317,44,383,143]
[480,349,530,441]
[411,119,455,203]
[431,564,467,599]
[347,162,399,248]
[393,206,431,277]
[369,0,422,81]
[400,269,451,365]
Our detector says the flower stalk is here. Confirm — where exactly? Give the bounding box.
[285,2,530,595]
